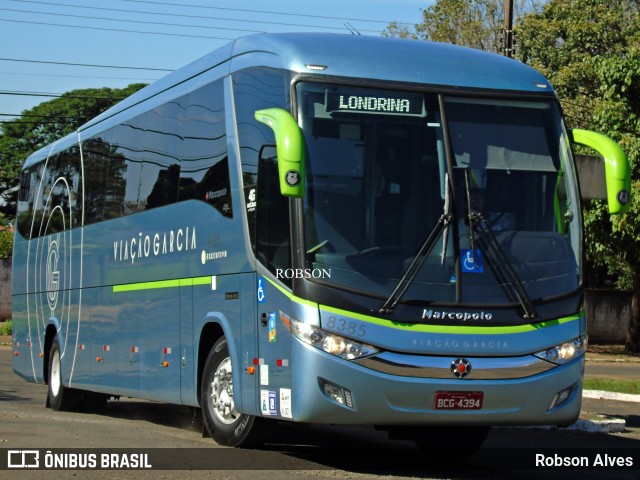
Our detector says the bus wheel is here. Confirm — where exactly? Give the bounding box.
[47,337,81,411]
[410,426,490,460]
[201,337,265,447]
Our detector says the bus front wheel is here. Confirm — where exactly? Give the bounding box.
[201,337,265,447]
[47,336,82,411]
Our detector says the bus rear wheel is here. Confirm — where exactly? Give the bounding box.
[201,337,265,447]
[47,336,82,411]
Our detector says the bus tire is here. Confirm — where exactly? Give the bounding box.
[47,336,82,411]
[200,337,265,447]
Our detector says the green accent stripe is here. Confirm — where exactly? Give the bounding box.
[321,305,582,335]
[262,276,582,335]
[113,276,212,293]
[263,277,319,308]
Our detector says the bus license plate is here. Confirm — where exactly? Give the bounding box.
[434,391,484,410]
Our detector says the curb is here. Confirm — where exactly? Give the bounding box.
[583,389,640,403]
[570,418,627,434]
[569,389,638,434]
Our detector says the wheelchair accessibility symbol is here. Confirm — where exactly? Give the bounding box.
[461,249,483,273]
[257,278,266,303]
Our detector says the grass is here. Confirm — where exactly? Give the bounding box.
[584,378,640,395]
[0,319,11,336]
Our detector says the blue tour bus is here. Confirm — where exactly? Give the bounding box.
[11,33,630,455]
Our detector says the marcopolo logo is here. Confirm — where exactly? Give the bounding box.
[422,309,493,321]
[275,268,331,280]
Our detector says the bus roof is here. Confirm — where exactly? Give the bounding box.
[25,33,554,166]
[232,33,553,93]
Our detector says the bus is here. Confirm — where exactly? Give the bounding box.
[11,33,631,456]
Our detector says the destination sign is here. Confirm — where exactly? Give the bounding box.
[326,91,424,116]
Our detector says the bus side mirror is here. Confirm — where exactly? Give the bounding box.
[255,108,305,198]
[570,128,631,215]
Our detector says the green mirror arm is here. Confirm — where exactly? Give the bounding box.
[570,128,631,215]
[255,108,306,198]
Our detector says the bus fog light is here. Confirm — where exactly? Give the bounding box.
[548,384,575,411]
[319,378,354,409]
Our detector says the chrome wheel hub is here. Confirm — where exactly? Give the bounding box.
[209,357,239,425]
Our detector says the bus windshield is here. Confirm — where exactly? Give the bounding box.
[297,82,582,313]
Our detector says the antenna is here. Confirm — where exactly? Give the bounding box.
[344,23,362,35]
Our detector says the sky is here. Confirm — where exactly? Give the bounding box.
[0,0,431,122]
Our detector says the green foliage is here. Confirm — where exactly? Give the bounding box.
[416,0,502,50]
[0,320,10,336]
[583,378,640,395]
[519,0,640,292]
[0,84,147,223]
[384,1,541,52]
[0,225,13,259]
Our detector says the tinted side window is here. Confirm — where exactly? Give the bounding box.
[58,145,83,229]
[179,79,232,217]
[256,147,291,282]
[34,153,60,237]
[233,68,288,249]
[16,163,44,239]
[142,101,183,210]
[83,133,110,224]
[110,115,145,217]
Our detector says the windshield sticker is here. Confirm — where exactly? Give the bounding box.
[260,390,277,416]
[268,312,277,343]
[260,364,269,386]
[257,278,266,303]
[246,188,256,213]
[461,249,484,273]
[280,389,292,419]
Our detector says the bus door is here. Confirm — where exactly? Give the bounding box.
[252,144,296,418]
[254,276,295,419]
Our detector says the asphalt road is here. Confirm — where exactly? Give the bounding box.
[585,358,639,381]
[0,347,638,480]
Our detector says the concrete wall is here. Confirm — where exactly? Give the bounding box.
[0,261,631,343]
[0,259,11,320]
[585,289,631,344]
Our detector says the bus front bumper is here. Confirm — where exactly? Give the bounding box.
[290,341,583,427]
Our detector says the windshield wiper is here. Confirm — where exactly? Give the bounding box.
[473,219,537,319]
[463,172,537,320]
[379,177,452,315]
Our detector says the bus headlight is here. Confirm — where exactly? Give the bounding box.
[534,335,587,365]
[288,315,379,360]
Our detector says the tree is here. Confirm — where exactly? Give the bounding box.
[0,84,146,222]
[384,1,542,53]
[0,224,13,258]
[518,0,640,352]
